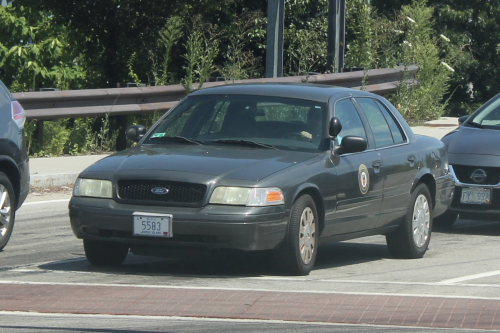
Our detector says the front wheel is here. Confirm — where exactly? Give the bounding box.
[275,194,318,275]
[386,183,432,259]
[84,239,129,266]
[0,172,16,251]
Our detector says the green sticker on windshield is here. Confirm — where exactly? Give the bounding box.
[151,133,165,138]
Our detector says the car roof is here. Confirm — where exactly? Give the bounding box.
[190,83,374,103]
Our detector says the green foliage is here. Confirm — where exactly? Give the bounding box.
[283,0,328,76]
[219,10,265,81]
[5,0,483,156]
[285,20,328,76]
[390,0,452,120]
[155,16,184,86]
[127,52,142,86]
[23,119,38,154]
[344,0,377,69]
[0,4,86,91]
[39,119,70,157]
[66,118,95,155]
[181,17,220,93]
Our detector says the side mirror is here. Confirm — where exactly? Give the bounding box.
[126,125,146,142]
[458,115,469,126]
[329,117,342,137]
[335,135,367,155]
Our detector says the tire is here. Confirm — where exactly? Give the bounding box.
[275,194,319,275]
[0,172,16,251]
[386,183,432,259]
[83,239,129,266]
[434,210,458,228]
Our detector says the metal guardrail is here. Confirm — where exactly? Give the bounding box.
[13,65,418,120]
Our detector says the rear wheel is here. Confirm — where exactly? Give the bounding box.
[386,183,432,259]
[275,194,318,275]
[83,239,129,266]
[0,172,15,251]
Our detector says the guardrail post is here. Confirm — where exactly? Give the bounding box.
[115,115,128,151]
[32,120,44,151]
[266,0,285,78]
[327,0,346,73]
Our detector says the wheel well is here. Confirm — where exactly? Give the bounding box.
[0,161,21,206]
[414,174,436,209]
[294,188,325,234]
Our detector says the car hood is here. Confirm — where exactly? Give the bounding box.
[81,144,319,182]
[443,126,500,156]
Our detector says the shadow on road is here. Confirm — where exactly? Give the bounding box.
[433,218,500,236]
[38,239,391,278]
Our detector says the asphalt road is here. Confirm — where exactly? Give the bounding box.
[1,196,500,332]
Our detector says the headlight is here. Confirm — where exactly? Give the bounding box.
[209,187,284,206]
[73,178,113,198]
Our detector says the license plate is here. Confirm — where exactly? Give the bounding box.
[460,188,491,205]
[133,212,173,237]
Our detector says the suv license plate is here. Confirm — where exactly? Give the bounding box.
[460,188,491,205]
[133,212,173,237]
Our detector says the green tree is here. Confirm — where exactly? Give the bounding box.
[0,4,86,91]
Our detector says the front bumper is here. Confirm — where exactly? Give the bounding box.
[17,157,29,209]
[447,165,500,221]
[69,197,289,253]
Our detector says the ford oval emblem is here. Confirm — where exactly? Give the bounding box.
[151,187,169,195]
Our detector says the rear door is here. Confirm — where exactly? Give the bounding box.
[354,97,417,227]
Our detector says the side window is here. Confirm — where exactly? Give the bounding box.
[334,99,367,143]
[356,98,393,147]
[375,100,405,143]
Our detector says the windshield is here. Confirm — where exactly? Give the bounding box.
[143,94,328,152]
[467,95,500,129]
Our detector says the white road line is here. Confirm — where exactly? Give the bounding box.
[0,311,459,330]
[23,199,70,205]
[437,270,500,284]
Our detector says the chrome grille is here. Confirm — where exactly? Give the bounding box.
[452,165,500,185]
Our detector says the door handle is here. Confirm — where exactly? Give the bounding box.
[372,160,382,168]
[407,155,416,163]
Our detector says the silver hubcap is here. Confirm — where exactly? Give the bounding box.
[299,207,316,264]
[0,184,12,241]
[412,193,429,247]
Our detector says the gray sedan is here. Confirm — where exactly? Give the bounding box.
[69,83,454,275]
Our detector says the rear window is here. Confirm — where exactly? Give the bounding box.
[0,82,12,106]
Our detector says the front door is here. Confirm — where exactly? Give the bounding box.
[323,98,384,236]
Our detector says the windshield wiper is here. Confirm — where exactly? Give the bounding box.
[467,121,484,129]
[212,139,277,150]
[150,136,204,145]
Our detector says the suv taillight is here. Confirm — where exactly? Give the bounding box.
[11,101,26,129]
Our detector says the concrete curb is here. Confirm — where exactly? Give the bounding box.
[30,173,79,188]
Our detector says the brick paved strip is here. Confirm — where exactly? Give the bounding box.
[0,282,499,330]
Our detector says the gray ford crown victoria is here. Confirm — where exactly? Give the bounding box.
[69,84,454,275]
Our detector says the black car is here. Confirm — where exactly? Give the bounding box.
[0,79,30,250]
[69,84,454,275]
[439,93,500,226]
